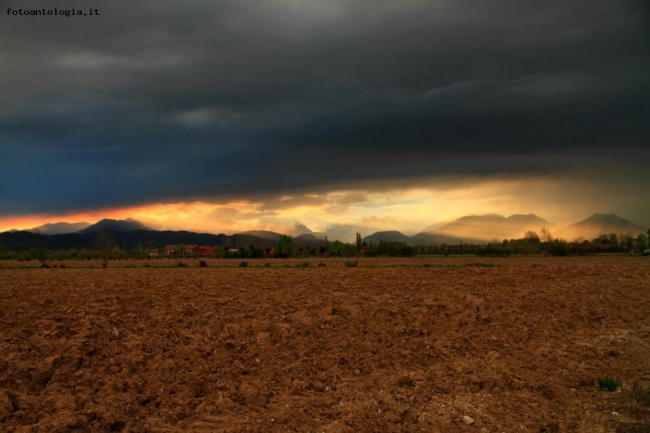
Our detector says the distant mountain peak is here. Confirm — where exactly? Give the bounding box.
[292,222,326,239]
[421,213,554,242]
[585,213,628,222]
[363,230,413,245]
[555,213,646,241]
[508,213,540,219]
[459,213,505,220]
[29,221,91,235]
[76,218,154,234]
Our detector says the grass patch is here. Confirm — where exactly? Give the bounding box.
[345,260,358,267]
[612,377,650,432]
[630,381,650,405]
[176,262,189,268]
[616,403,632,412]
[598,377,623,391]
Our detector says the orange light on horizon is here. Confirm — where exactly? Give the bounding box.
[0,177,606,235]
[0,200,269,234]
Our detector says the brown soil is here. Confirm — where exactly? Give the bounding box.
[1,257,649,432]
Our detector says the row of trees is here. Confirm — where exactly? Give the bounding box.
[266,230,650,258]
[414,230,650,257]
[2,229,649,262]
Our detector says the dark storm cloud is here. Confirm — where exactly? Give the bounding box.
[1,0,649,215]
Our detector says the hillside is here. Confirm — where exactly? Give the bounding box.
[554,213,647,241]
[237,230,281,241]
[77,218,154,234]
[363,231,414,245]
[30,222,91,235]
[422,214,554,242]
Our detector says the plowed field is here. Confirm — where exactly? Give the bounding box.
[1,257,649,432]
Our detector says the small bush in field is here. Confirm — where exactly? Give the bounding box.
[598,377,622,391]
[199,260,208,268]
[239,261,248,268]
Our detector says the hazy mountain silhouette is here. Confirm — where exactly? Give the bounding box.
[410,232,468,245]
[2,213,648,252]
[293,223,325,238]
[554,213,647,241]
[76,218,154,235]
[293,234,322,248]
[420,219,453,233]
[237,230,282,241]
[30,222,91,235]
[423,214,554,242]
[323,224,378,242]
[363,231,414,245]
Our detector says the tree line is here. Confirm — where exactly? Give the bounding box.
[1,228,648,263]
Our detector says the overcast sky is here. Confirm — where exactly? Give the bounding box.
[2,0,649,234]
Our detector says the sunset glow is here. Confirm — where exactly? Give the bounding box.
[3,172,646,241]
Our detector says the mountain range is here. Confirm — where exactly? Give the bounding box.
[406,213,645,245]
[1,213,647,251]
[75,218,154,234]
[554,213,647,241]
[421,213,555,244]
[28,222,91,235]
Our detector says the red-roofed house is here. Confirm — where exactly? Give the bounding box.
[164,245,215,257]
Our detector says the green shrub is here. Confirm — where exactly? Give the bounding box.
[598,377,622,391]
